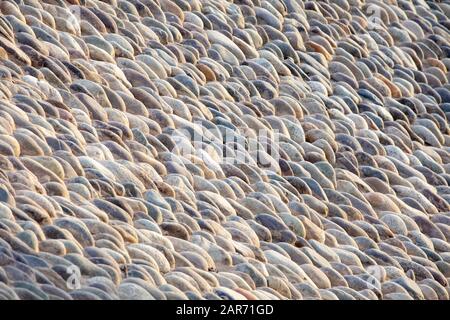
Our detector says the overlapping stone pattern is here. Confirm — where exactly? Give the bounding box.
[0,0,449,300]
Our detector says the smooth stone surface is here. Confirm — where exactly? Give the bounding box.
[0,0,448,302]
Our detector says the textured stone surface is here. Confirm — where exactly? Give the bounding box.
[0,0,449,300]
